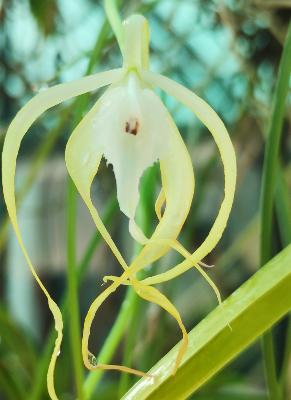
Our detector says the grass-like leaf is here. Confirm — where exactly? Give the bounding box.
[123,244,291,400]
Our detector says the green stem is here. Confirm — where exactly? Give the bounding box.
[275,168,291,393]
[261,332,281,400]
[83,287,136,399]
[66,178,84,400]
[64,12,118,399]
[275,167,291,247]
[117,296,142,397]
[280,317,291,389]
[104,0,124,51]
[28,17,116,398]
[118,166,157,396]
[29,197,118,400]
[259,23,291,400]
[0,106,72,253]
[77,198,119,280]
[260,22,291,265]
[84,166,157,399]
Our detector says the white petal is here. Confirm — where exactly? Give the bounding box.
[93,73,171,220]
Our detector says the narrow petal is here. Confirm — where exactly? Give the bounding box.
[65,91,128,272]
[142,238,222,306]
[140,71,237,284]
[155,188,166,221]
[1,68,124,399]
[82,279,148,377]
[133,280,188,372]
[124,96,195,273]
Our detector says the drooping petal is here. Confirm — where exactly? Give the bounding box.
[1,68,124,400]
[140,71,237,284]
[95,273,189,372]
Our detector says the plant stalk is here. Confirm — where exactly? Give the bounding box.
[259,22,291,400]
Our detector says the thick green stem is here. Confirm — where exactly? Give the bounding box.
[259,23,291,400]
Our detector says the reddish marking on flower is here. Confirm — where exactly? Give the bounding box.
[125,118,139,135]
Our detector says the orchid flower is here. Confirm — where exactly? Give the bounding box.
[2,4,236,400]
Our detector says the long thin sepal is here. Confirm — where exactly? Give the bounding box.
[141,71,237,284]
[2,68,123,399]
[81,278,149,377]
[124,92,195,273]
[132,280,188,372]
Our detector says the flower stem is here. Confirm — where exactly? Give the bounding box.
[118,166,157,396]
[104,0,124,51]
[65,13,116,399]
[84,166,157,399]
[29,197,118,400]
[261,332,280,400]
[83,286,136,399]
[275,168,291,394]
[67,177,84,400]
[259,22,291,400]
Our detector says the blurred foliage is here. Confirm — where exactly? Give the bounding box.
[28,0,58,35]
[0,0,290,399]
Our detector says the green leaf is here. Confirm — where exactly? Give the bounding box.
[123,244,291,400]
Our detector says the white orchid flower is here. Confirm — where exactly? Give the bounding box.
[2,6,236,400]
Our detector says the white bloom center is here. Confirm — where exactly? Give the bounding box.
[93,73,170,220]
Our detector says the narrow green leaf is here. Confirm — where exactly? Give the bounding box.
[259,22,291,399]
[123,244,291,400]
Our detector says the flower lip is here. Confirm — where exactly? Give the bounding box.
[93,72,172,221]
